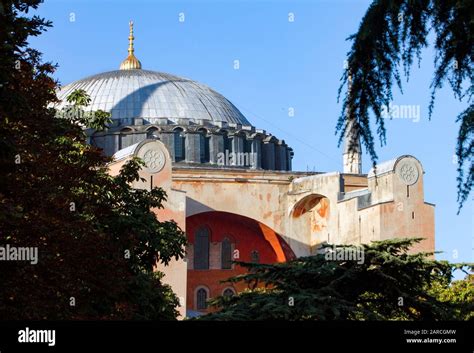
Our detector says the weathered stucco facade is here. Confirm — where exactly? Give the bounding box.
[57,24,435,317]
[108,140,435,317]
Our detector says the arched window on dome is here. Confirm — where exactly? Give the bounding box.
[90,132,101,148]
[222,288,235,298]
[174,128,185,162]
[196,287,209,310]
[223,131,232,154]
[119,128,134,150]
[244,138,252,153]
[146,127,159,140]
[221,237,232,269]
[244,138,253,167]
[198,129,210,163]
[194,226,210,270]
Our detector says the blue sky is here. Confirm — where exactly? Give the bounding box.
[30,0,472,271]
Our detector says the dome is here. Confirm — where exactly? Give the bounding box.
[55,69,251,126]
[52,21,293,171]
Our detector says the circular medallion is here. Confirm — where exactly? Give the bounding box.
[138,145,166,173]
[397,160,419,185]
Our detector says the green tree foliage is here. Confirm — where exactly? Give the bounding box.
[337,0,473,210]
[202,239,473,320]
[429,274,474,320]
[62,88,111,130]
[0,0,186,319]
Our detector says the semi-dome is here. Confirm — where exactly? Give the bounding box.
[55,69,251,125]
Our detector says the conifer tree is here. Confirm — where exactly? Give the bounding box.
[203,239,473,320]
[337,0,473,210]
[0,0,186,319]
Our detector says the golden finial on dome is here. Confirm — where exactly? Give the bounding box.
[120,20,142,70]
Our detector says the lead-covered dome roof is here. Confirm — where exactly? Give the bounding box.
[55,69,251,125]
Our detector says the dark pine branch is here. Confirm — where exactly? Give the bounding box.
[337,0,473,211]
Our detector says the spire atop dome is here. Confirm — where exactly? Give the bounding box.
[120,21,142,70]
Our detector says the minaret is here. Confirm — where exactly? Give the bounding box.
[120,21,142,70]
[342,74,362,174]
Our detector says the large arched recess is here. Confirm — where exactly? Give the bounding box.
[290,194,330,249]
[185,211,295,315]
[187,211,295,263]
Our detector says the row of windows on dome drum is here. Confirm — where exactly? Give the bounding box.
[155,128,292,170]
[192,228,260,270]
[91,128,293,170]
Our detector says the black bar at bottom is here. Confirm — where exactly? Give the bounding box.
[0,321,472,352]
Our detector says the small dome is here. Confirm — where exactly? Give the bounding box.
[120,54,142,70]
